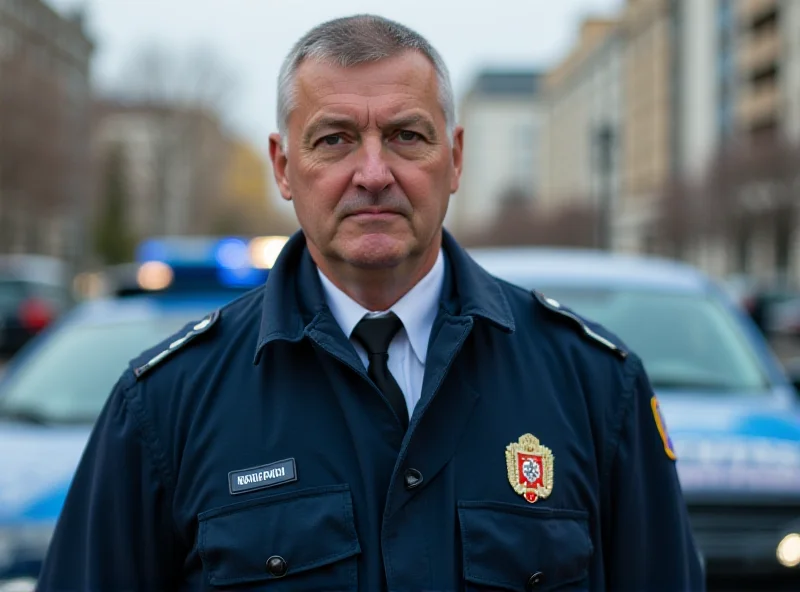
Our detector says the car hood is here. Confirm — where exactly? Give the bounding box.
[0,421,91,525]
[659,389,800,497]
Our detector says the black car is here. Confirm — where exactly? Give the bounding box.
[0,255,73,359]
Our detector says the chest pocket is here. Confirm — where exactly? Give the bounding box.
[458,501,593,592]
[198,484,360,591]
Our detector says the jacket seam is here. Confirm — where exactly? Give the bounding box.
[602,354,643,485]
[120,379,176,489]
[118,376,182,542]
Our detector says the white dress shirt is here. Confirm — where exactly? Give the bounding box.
[317,249,445,418]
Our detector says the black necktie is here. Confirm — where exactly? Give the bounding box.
[351,312,410,430]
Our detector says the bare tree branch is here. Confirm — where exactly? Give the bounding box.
[95,43,241,239]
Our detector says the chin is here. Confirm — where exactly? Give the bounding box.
[339,234,410,269]
[346,254,406,270]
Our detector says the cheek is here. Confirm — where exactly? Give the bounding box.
[395,159,451,211]
[290,161,353,220]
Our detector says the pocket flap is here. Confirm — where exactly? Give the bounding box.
[458,501,593,591]
[199,484,360,587]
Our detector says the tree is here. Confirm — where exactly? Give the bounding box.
[96,43,240,238]
[654,176,695,259]
[700,132,800,276]
[460,187,600,250]
[0,53,66,254]
[93,143,136,265]
[117,42,237,116]
[546,202,599,248]
[735,134,799,276]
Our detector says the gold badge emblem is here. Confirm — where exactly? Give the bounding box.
[505,433,554,504]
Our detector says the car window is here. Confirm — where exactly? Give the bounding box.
[28,282,73,311]
[0,281,25,314]
[0,315,198,424]
[525,286,771,392]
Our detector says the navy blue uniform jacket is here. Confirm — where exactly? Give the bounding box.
[38,231,704,591]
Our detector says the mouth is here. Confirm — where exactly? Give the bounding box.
[346,208,403,220]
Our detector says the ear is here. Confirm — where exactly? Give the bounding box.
[269,133,292,201]
[449,126,464,194]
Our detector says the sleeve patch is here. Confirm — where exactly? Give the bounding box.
[651,395,677,461]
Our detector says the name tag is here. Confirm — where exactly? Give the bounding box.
[228,458,297,495]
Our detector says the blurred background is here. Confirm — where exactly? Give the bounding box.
[1,0,800,590]
[0,0,798,359]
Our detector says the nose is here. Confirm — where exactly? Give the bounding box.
[352,137,394,195]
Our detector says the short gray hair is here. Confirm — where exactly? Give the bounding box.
[277,14,456,145]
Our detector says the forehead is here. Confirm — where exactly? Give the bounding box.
[292,52,442,122]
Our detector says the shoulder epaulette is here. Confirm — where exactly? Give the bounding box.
[133,309,221,379]
[532,290,628,360]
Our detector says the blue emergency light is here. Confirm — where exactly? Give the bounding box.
[129,236,289,294]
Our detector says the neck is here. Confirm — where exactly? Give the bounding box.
[310,237,441,312]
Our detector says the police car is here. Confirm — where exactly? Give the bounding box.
[0,236,287,590]
[470,246,800,587]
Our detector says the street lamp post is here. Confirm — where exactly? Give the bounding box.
[594,124,615,251]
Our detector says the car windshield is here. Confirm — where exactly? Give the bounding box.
[0,315,197,424]
[521,285,771,392]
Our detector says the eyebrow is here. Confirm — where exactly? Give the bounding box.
[302,116,360,146]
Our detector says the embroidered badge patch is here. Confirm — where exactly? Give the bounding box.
[651,396,677,461]
[505,434,554,504]
[228,458,297,495]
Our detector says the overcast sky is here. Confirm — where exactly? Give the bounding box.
[50,0,623,154]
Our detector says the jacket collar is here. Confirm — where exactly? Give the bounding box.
[253,229,514,364]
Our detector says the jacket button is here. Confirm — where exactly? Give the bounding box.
[404,468,423,489]
[266,555,288,578]
[527,571,544,590]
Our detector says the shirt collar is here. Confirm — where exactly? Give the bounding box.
[253,230,514,365]
[317,249,445,364]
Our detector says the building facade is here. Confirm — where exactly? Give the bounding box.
[729,0,800,280]
[614,0,676,252]
[736,0,782,139]
[781,0,800,143]
[0,0,93,267]
[91,100,230,242]
[538,18,624,248]
[613,0,732,254]
[717,0,739,142]
[676,0,720,181]
[537,0,799,281]
[447,70,543,239]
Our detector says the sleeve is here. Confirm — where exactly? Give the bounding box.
[603,358,706,591]
[36,375,184,591]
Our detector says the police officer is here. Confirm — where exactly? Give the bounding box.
[38,14,704,591]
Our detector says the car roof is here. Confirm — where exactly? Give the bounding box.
[467,246,714,293]
[62,294,233,327]
[0,254,70,286]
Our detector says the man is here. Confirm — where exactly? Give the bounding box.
[38,14,704,591]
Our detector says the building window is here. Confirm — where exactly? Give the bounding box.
[751,7,779,33]
[751,63,779,87]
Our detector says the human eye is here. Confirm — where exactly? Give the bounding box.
[318,134,345,147]
[394,130,422,143]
